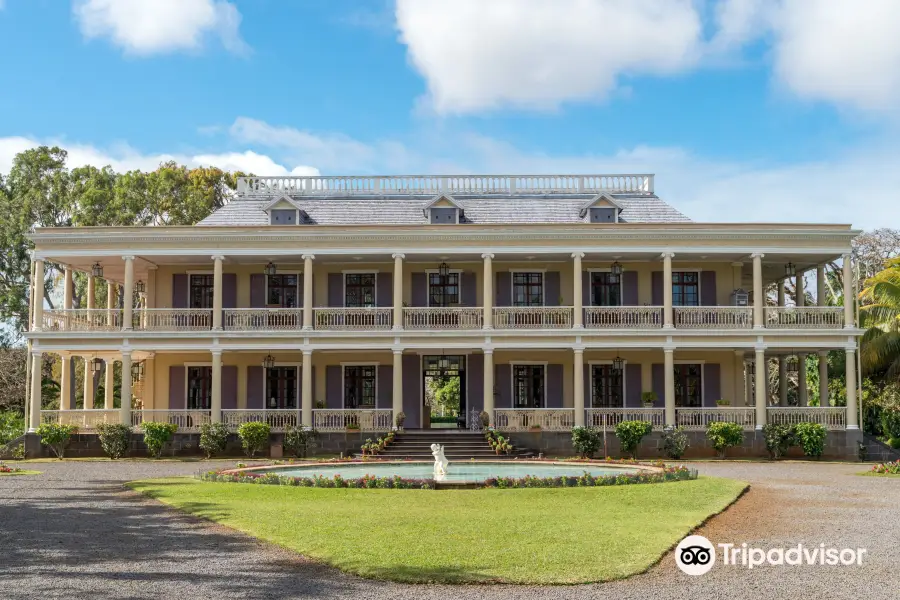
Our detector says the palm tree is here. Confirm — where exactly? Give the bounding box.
[859,259,900,379]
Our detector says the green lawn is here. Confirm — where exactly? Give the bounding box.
[128,476,746,584]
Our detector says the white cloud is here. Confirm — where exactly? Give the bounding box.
[394,0,703,113]
[73,0,248,55]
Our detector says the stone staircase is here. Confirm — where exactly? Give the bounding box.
[360,430,533,460]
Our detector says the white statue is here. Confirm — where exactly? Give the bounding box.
[431,443,449,477]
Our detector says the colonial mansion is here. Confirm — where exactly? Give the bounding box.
[25,174,862,442]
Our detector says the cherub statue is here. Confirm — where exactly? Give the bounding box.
[430,443,449,476]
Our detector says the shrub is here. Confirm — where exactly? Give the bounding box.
[394,411,406,429]
[706,422,744,458]
[880,407,900,447]
[479,411,490,428]
[888,437,900,450]
[36,423,78,459]
[662,426,689,459]
[762,424,795,460]
[142,422,178,458]
[571,426,602,458]
[614,420,652,458]
[238,422,271,458]
[283,426,318,458]
[793,422,827,458]
[96,423,131,459]
[0,411,25,446]
[199,422,230,458]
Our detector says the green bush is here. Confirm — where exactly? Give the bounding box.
[762,424,795,460]
[199,422,230,458]
[661,426,689,459]
[238,422,271,457]
[793,422,827,458]
[142,422,178,458]
[614,420,652,458]
[571,426,602,458]
[36,423,79,459]
[888,437,900,449]
[96,423,131,459]
[0,411,25,446]
[706,422,744,458]
[283,426,318,458]
[880,407,900,447]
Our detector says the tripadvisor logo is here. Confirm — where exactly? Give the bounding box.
[675,535,867,575]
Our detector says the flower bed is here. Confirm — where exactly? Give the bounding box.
[0,462,21,474]
[201,470,434,489]
[483,465,697,488]
[870,459,900,475]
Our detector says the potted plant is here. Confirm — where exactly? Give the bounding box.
[715,399,730,407]
[641,391,657,409]
[528,423,543,432]
[394,411,406,430]
[346,422,361,432]
[315,400,326,409]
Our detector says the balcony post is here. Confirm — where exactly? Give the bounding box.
[392,254,404,330]
[60,353,72,411]
[483,350,494,422]
[302,350,313,427]
[796,270,806,307]
[120,351,132,428]
[212,255,224,330]
[664,348,676,426]
[572,253,584,328]
[842,254,853,328]
[663,252,674,328]
[816,264,826,306]
[392,350,403,426]
[106,281,116,327]
[778,356,788,405]
[482,253,494,329]
[818,350,829,407]
[302,254,315,330]
[755,348,766,429]
[105,359,115,409]
[798,353,808,406]
[846,347,858,429]
[573,348,585,426]
[84,277,96,410]
[733,351,745,405]
[123,256,134,330]
[777,280,785,307]
[210,350,222,423]
[752,253,764,328]
[29,350,42,431]
[32,259,44,330]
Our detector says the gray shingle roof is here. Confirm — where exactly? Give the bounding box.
[197,194,691,226]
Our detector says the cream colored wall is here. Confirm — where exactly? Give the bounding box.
[582,260,740,305]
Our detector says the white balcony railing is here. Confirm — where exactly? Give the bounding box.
[40,309,122,331]
[493,409,575,431]
[314,307,393,331]
[584,408,666,430]
[135,309,212,331]
[403,307,483,329]
[583,306,663,328]
[313,409,393,432]
[493,307,574,329]
[674,307,753,329]
[133,410,212,433]
[766,307,844,329]
[222,409,300,432]
[224,308,303,331]
[676,407,756,430]
[40,409,121,429]
[767,407,847,430]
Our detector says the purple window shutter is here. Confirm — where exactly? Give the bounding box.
[703,364,721,407]
[402,354,420,428]
[495,364,511,408]
[222,366,238,409]
[169,366,185,409]
[652,364,665,407]
[461,271,476,306]
[583,363,591,408]
[325,365,342,408]
[622,271,638,305]
[297,273,304,308]
[467,355,483,413]
[250,274,266,308]
[547,364,563,407]
[172,274,188,308]
[545,271,560,306]
[328,273,343,307]
[311,367,316,407]
[582,272,590,306]
[246,366,263,409]
[222,273,237,309]
[377,365,392,409]
[651,271,663,306]
[376,273,392,308]
[411,272,427,307]
[496,272,511,306]
[701,271,717,306]
[625,364,642,407]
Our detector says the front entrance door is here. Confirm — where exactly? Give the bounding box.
[422,355,466,429]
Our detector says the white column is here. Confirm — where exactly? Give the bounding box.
[842,254,853,328]
[483,350,494,421]
[817,264,826,306]
[797,353,808,406]
[302,350,313,427]
[796,270,806,307]
[63,267,73,310]
[392,254,404,330]
[755,349,767,429]
[120,351,132,427]
[818,350,829,407]
[482,253,494,329]
[778,357,788,405]
[733,351,745,405]
[84,276,96,409]
[60,354,72,410]
[105,359,115,409]
[123,256,134,330]
[29,351,42,431]
[32,259,44,330]
[663,252,674,328]
[777,280,785,307]
[210,350,222,423]
[752,253,764,328]
[664,348,675,426]
[392,350,403,424]
[212,255,224,330]
[572,252,584,328]
[846,348,858,429]
[573,348,585,426]
[302,254,314,330]
[106,280,116,327]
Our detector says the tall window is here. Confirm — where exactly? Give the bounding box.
[674,364,702,407]
[267,274,298,307]
[189,274,214,309]
[345,273,376,307]
[187,366,212,409]
[513,272,544,306]
[266,366,297,409]
[590,272,621,307]
[344,366,376,408]
[672,272,700,306]
[428,272,459,307]
[513,364,544,408]
[591,365,623,407]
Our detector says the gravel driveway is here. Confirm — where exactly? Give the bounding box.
[1,460,898,599]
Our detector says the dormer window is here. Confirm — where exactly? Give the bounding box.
[430,207,459,224]
[263,194,303,225]
[423,194,463,224]
[580,193,623,223]
[589,207,617,223]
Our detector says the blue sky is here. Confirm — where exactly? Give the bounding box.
[1,0,899,228]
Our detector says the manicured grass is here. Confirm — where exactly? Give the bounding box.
[129,476,746,584]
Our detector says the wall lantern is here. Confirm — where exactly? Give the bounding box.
[786,354,800,374]
[785,262,797,277]
[438,262,451,278]
[612,356,625,371]
[610,261,623,277]
[90,358,103,373]
[134,280,145,294]
[91,262,104,278]
[262,354,276,370]
[131,361,144,381]
[264,262,277,276]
